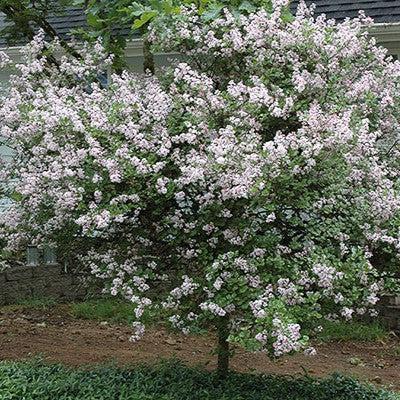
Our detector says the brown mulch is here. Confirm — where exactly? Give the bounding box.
[0,304,399,391]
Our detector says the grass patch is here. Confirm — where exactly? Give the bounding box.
[3,297,391,344]
[1,297,58,312]
[0,359,398,400]
[69,299,390,343]
[70,298,136,324]
[391,345,400,357]
[318,320,389,342]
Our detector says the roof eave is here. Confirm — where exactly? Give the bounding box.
[368,22,400,43]
[2,22,400,56]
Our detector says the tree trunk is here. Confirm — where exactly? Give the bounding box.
[143,37,155,75]
[216,315,230,380]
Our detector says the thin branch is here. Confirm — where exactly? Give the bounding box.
[0,1,83,64]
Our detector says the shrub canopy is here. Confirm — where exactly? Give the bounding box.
[1,1,400,357]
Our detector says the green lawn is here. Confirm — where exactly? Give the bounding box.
[69,298,388,340]
[0,360,398,400]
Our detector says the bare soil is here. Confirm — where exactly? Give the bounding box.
[0,304,399,390]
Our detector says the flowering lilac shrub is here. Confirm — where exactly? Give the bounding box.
[1,0,400,364]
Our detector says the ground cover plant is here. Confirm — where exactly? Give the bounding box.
[0,360,399,400]
[1,0,400,377]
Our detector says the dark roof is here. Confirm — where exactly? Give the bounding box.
[45,7,88,37]
[0,1,399,48]
[0,6,132,48]
[0,7,88,47]
[291,1,400,24]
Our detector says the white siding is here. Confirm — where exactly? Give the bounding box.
[0,67,13,212]
[125,53,179,73]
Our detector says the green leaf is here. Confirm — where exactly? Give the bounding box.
[162,1,181,15]
[132,11,158,30]
[202,4,223,21]
[10,191,23,202]
[238,1,256,13]
[87,13,103,29]
[129,2,146,17]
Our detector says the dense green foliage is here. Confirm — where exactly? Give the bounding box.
[0,360,398,400]
[0,0,83,67]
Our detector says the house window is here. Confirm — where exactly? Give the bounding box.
[43,246,57,265]
[27,246,57,266]
[26,245,40,266]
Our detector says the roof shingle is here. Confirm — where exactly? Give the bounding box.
[0,7,88,47]
[291,1,400,24]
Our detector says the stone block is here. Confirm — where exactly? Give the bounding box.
[59,274,74,287]
[0,282,8,295]
[4,282,33,304]
[381,305,400,319]
[31,278,67,299]
[32,264,62,278]
[379,295,393,306]
[0,290,6,305]
[0,262,103,305]
[381,315,400,332]
[71,273,87,285]
[44,284,65,299]
[30,279,49,297]
[63,287,88,302]
[5,266,33,282]
[391,296,400,306]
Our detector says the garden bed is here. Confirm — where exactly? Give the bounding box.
[1,360,399,400]
[0,303,399,391]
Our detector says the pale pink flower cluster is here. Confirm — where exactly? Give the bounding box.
[312,264,344,289]
[271,318,302,357]
[130,322,145,343]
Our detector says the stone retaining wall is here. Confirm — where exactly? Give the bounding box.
[378,295,400,332]
[0,264,89,305]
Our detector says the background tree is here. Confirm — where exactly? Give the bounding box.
[0,0,83,66]
[74,0,292,72]
[0,1,291,72]
[1,0,400,379]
